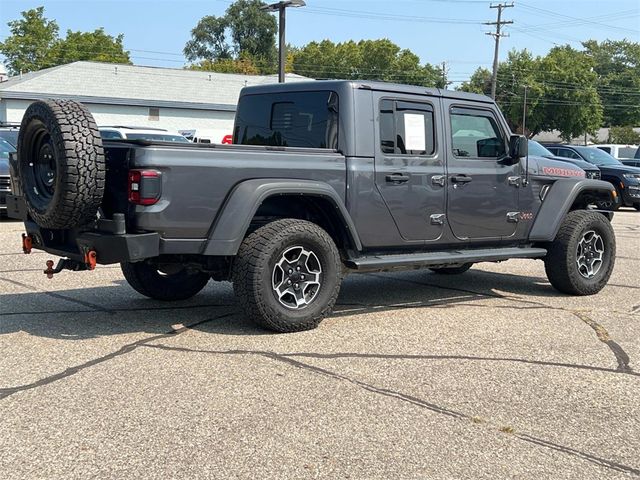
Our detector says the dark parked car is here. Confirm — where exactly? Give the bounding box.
[0,138,15,216]
[543,144,640,210]
[0,123,19,147]
[529,140,601,180]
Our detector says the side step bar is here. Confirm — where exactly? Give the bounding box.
[346,247,547,271]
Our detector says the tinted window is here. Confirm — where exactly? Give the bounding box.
[379,99,435,155]
[234,91,339,149]
[597,146,611,154]
[574,147,621,166]
[556,149,581,160]
[618,147,637,158]
[126,133,190,143]
[100,130,124,140]
[450,109,505,158]
[0,130,19,147]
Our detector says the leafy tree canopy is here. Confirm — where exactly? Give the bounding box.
[0,7,130,75]
[184,0,277,74]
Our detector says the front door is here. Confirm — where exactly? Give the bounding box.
[373,95,446,243]
[445,105,520,240]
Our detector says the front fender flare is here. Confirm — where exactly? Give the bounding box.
[203,179,362,256]
[528,178,615,242]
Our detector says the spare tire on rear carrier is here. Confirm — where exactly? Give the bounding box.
[17,99,105,229]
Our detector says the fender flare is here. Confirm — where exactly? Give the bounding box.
[203,179,362,256]
[528,178,615,242]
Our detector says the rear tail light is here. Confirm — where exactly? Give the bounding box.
[128,169,162,205]
[222,135,233,145]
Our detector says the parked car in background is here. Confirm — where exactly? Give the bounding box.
[99,126,190,143]
[619,147,640,168]
[594,144,638,160]
[0,138,16,217]
[529,140,601,180]
[0,123,20,147]
[178,129,233,144]
[543,143,640,210]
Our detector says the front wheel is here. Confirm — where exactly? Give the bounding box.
[121,261,210,301]
[232,219,343,333]
[544,210,615,295]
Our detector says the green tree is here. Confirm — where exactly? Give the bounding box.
[184,0,277,74]
[0,6,58,75]
[583,39,640,127]
[608,126,640,144]
[0,7,130,76]
[291,39,445,87]
[458,67,491,95]
[541,45,603,142]
[49,29,130,65]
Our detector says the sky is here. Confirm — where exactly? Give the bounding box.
[0,0,639,85]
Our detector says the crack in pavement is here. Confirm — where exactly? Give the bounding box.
[0,312,234,401]
[369,273,635,374]
[572,312,632,372]
[141,343,640,477]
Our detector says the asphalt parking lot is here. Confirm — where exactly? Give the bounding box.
[0,212,638,479]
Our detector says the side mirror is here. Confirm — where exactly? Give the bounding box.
[509,134,528,159]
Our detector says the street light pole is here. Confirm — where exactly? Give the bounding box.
[261,0,306,83]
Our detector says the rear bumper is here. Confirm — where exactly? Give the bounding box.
[9,191,160,265]
[23,220,160,265]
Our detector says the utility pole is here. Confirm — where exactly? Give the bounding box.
[485,2,514,99]
[441,62,451,90]
[261,1,306,83]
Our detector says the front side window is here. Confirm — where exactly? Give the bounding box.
[450,108,506,158]
[556,149,581,160]
[234,91,339,149]
[379,99,435,155]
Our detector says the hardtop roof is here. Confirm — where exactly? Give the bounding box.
[240,79,493,104]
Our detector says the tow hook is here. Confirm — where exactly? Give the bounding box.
[43,250,97,279]
[21,234,33,254]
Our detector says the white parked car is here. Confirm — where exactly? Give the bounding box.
[99,126,190,143]
[594,144,639,160]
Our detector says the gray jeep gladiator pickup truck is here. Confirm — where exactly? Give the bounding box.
[6,80,617,332]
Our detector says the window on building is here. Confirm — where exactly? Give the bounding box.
[148,107,160,121]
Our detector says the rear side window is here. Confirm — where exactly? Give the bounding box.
[234,91,339,149]
[379,99,435,155]
[450,108,506,158]
[597,146,611,154]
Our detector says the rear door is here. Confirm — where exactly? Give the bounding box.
[444,104,520,240]
[373,93,446,243]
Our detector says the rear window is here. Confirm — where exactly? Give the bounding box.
[234,91,339,149]
[618,147,637,159]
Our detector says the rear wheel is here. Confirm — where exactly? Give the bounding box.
[544,210,615,295]
[121,261,210,301]
[429,263,473,275]
[232,219,342,333]
[17,100,105,229]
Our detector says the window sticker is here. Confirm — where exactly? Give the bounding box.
[403,113,426,151]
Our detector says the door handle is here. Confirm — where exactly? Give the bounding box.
[385,173,410,184]
[450,174,473,184]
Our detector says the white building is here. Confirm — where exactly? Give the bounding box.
[0,61,308,139]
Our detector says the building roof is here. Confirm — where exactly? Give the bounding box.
[0,61,309,111]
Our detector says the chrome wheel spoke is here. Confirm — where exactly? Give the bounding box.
[271,245,323,310]
[576,230,605,279]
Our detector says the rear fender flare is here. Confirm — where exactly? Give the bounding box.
[529,179,615,242]
[203,179,362,256]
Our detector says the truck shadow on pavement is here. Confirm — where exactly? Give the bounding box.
[0,267,584,340]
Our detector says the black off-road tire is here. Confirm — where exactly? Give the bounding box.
[232,219,343,333]
[17,99,105,229]
[430,263,473,275]
[544,210,615,296]
[121,261,210,301]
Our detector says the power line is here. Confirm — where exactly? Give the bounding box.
[485,2,514,99]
